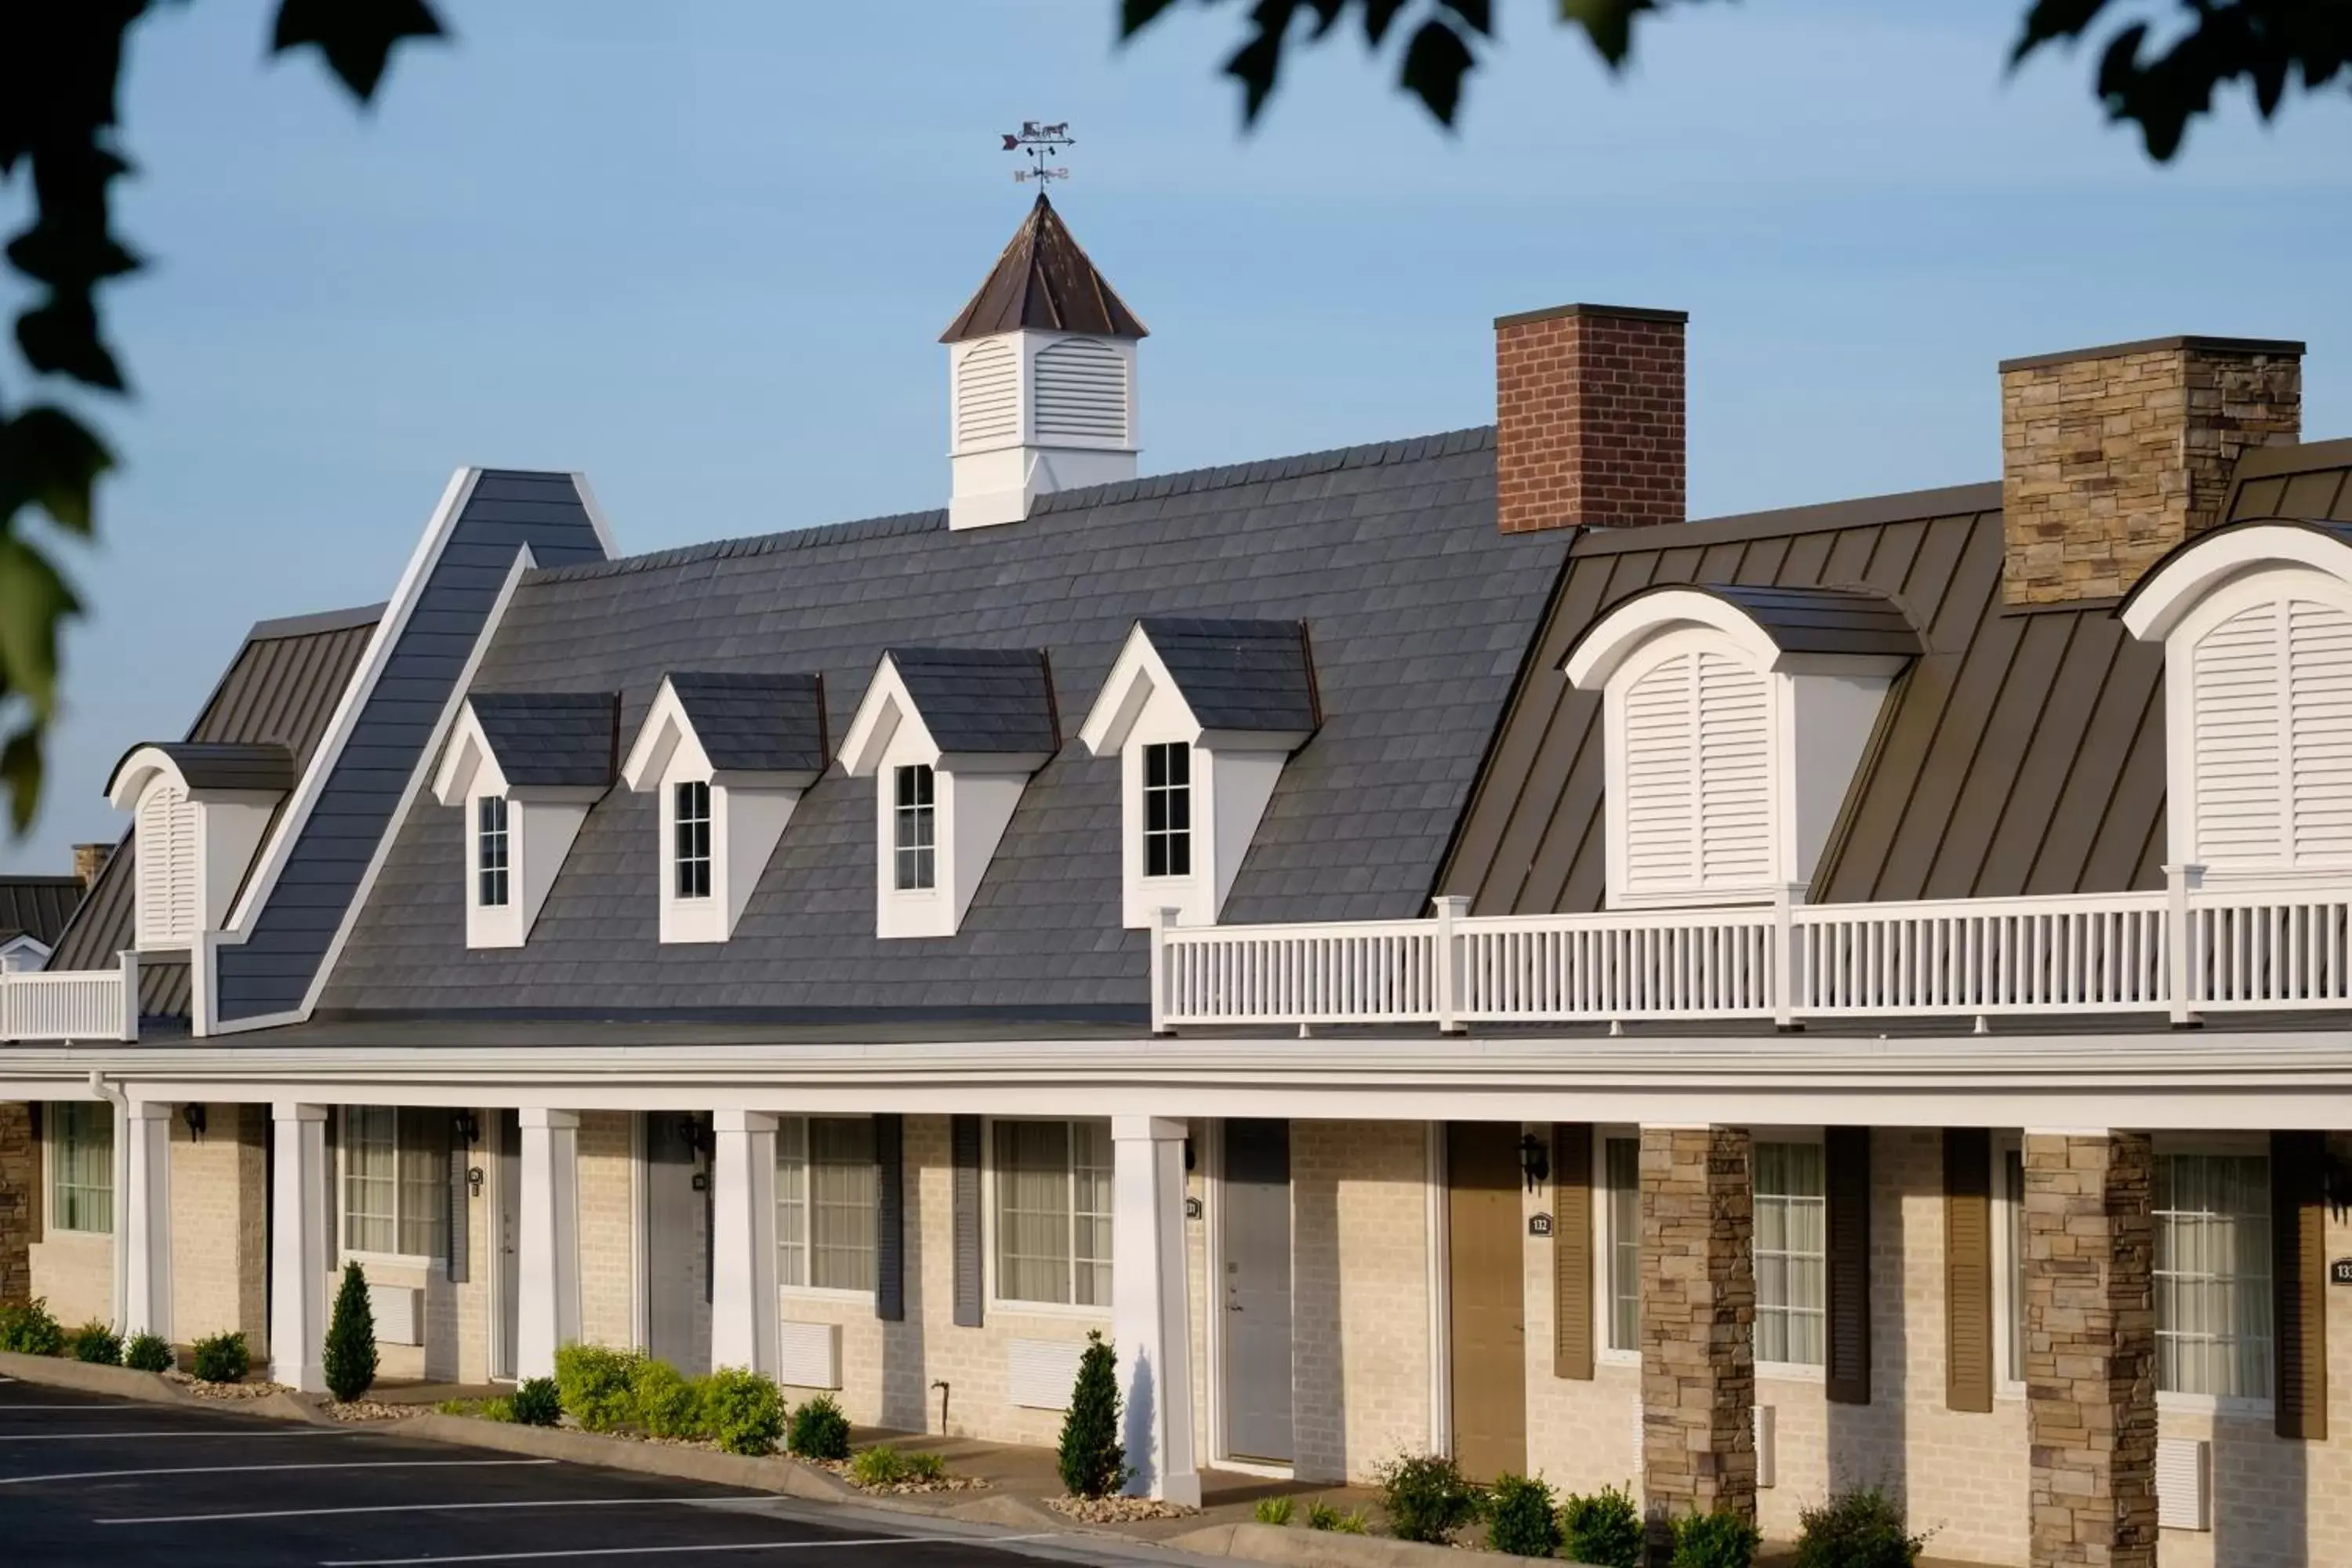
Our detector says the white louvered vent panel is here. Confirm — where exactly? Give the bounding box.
[2192,601,2285,866]
[1007,1337,1087,1410]
[1622,652,1697,894]
[1031,337,1127,442]
[1695,652,1772,887]
[368,1284,423,1347]
[776,1319,842,1390]
[134,783,198,949]
[2155,1436,2211,1530]
[2288,597,2352,864]
[953,339,1020,448]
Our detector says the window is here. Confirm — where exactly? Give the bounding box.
[1605,1135,1641,1352]
[993,1119,1112,1308]
[2155,1152,2274,1399]
[2003,1145,2026,1385]
[476,796,510,908]
[673,780,711,899]
[892,765,935,891]
[1142,742,1191,878]
[777,1117,877,1293]
[343,1106,448,1259]
[1753,1140,1826,1367]
[50,1102,113,1234]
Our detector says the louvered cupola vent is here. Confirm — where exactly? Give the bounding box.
[1033,338,1128,441]
[954,339,1021,448]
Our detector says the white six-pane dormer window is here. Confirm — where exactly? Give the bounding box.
[891,764,937,891]
[106,742,295,953]
[673,781,713,899]
[476,796,510,907]
[432,693,616,949]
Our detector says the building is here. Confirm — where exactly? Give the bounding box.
[3,194,2348,1568]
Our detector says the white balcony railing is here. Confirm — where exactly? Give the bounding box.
[0,952,139,1043]
[1149,870,2352,1033]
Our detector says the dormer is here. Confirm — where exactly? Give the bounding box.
[430,691,617,948]
[940,194,1149,531]
[1563,585,1919,909]
[105,742,296,949]
[837,648,1058,938]
[619,673,826,943]
[1078,619,1319,928]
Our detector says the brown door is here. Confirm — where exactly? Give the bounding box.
[1446,1122,1527,1481]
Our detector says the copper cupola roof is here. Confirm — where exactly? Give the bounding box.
[938,193,1149,344]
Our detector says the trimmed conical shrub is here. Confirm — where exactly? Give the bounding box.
[1056,1328,1130,1499]
[324,1261,379,1402]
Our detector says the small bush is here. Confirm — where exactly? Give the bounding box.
[1253,1495,1294,1526]
[1672,1509,1762,1568]
[1793,1486,1928,1568]
[510,1376,562,1428]
[631,1357,707,1439]
[1056,1329,1129,1500]
[703,1367,785,1457]
[323,1261,379,1403]
[1563,1483,1645,1568]
[1487,1472,1565,1559]
[0,1298,66,1356]
[1307,1501,1368,1534]
[905,1451,946,1483]
[554,1343,644,1432]
[190,1330,250,1383]
[1373,1451,1483,1544]
[70,1320,122,1366]
[122,1332,172,1373]
[850,1445,909,1487]
[786,1390,853,1461]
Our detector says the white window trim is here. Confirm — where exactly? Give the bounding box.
[45,1100,114,1237]
[775,1114,878,1305]
[2150,1132,2277,1416]
[336,1105,445,1269]
[1992,1132,2027,1400]
[1593,1124,1641,1368]
[1750,1128,1828,1382]
[981,1115,1114,1322]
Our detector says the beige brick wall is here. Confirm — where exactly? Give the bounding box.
[577,1111,637,1350]
[28,1229,111,1328]
[169,1102,267,1354]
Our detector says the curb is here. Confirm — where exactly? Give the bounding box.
[0,1348,335,1425]
[1167,1520,1601,1568]
[397,1413,856,1501]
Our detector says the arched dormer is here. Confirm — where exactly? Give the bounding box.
[2120,518,2352,880]
[1563,585,1918,909]
[104,742,296,949]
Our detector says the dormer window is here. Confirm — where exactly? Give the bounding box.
[1563,585,1919,909]
[431,691,618,949]
[105,741,296,951]
[619,673,826,944]
[1078,619,1318,928]
[476,796,510,907]
[837,648,1058,939]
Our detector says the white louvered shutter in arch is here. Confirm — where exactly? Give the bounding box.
[135,781,199,948]
[1620,647,1774,898]
[1694,651,1773,885]
[953,339,1019,448]
[2190,593,2352,869]
[2288,597,2352,863]
[1622,652,1697,893]
[1031,337,1127,442]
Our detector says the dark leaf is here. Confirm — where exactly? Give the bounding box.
[1226,1,1304,124]
[1119,0,1185,35]
[272,0,445,103]
[1399,16,1474,123]
[5,220,140,289]
[0,729,42,837]
[1362,0,1410,46]
[2010,0,2111,65]
[0,405,114,535]
[0,532,82,721]
[1559,0,1650,68]
[16,297,126,391]
[1443,0,1492,38]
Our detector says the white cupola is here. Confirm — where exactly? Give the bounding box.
[940,193,1148,530]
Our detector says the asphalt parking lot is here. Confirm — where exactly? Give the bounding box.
[0,1377,1146,1566]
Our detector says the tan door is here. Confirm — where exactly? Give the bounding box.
[1446,1122,1527,1481]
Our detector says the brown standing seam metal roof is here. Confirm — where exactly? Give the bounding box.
[0,877,83,947]
[1566,582,1922,665]
[2225,437,2352,524]
[103,741,297,798]
[938,193,1149,343]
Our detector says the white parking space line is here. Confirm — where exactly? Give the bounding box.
[99,1494,772,1526]
[1,1457,559,1486]
[0,1405,143,1412]
[322,1537,1055,1566]
[0,1428,350,1443]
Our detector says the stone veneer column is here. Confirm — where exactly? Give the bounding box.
[2023,1131,2157,1568]
[0,1103,33,1305]
[1639,1124,1755,1561]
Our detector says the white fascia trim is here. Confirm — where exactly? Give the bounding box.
[2122,524,2352,641]
[105,748,188,811]
[837,657,936,778]
[619,679,697,792]
[568,470,622,560]
[1080,626,1189,756]
[1564,588,1785,688]
[432,703,512,807]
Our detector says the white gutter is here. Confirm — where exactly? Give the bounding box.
[87,1068,129,1333]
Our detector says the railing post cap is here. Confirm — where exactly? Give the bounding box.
[1431,894,1470,916]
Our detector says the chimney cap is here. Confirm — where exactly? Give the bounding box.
[1998,334,2306,374]
[940,192,1149,345]
[1494,302,1688,331]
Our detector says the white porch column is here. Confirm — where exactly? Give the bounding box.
[710,1109,779,1377]
[516,1108,580,1381]
[1111,1115,1199,1507]
[268,1102,328,1392]
[122,1101,172,1338]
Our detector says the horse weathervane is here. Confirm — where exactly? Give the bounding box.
[1003,121,1074,187]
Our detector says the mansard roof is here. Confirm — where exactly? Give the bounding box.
[939,193,1149,343]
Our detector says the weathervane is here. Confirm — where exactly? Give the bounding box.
[1003,121,1073,187]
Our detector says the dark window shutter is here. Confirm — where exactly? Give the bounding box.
[446,1117,470,1284]
[1824,1126,1872,1406]
[951,1114,982,1328]
[1943,1127,1993,1414]
[27,1102,43,1242]
[874,1113,905,1322]
[1552,1122,1595,1380]
[2273,1131,2328,1441]
[322,1109,339,1262]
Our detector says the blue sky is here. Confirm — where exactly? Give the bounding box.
[5,0,2348,867]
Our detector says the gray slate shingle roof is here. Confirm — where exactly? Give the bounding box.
[887,648,1059,756]
[1138,618,1319,734]
[470,692,619,789]
[318,426,1569,1021]
[667,673,827,775]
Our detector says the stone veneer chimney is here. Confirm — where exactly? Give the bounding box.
[73,841,111,888]
[2000,335,2303,604]
[1494,303,1686,534]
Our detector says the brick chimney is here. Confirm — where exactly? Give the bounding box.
[1494,303,1686,535]
[72,841,111,888]
[2000,335,2303,604]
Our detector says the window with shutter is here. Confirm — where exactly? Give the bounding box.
[134,782,198,949]
[2189,589,2352,871]
[1619,643,1775,902]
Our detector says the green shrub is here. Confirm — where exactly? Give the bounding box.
[1253,1495,1294,1526]
[1793,1486,1928,1568]
[122,1331,172,1372]
[1307,1501,1368,1534]
[1056,1329,1128,1500]
[786,1390,852,1461]
[1672,1509,1762,1568]
[323,1261,378,1402]
[1373,1452,1483,1544]
[554,1343,644,1432]
[904,1451,946,1483]
[630,1357,706,1439]
[510,1377,562,1428]
[436,1396,512,1421]
[702,1367,784,1457]
[1486,1472,1564,1559]
[850,1445,909,1487]
[0,1298,66,1356]
[1562,1483,1645,1568]
[190,1329,249,1383]
[70,1320,122,1366]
